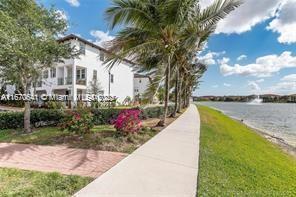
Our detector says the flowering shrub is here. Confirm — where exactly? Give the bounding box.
[60,109,94,135]
[113,109,142,134]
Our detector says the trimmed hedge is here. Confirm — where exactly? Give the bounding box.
[140,105,175,119]
[0,105,176,129]
[91,108,123,125]
[0,109,64,129]
[91,105,175,124]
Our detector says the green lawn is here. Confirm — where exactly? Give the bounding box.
[197,105,296,197]
[0,168,91,197]
[0,125,158,153]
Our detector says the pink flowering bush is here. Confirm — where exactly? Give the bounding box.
[60,109,94,135]
[113,109,142,134]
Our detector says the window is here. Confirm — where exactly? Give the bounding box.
[100,51,105,61]
[139,79,142,83]
[93,70,97,80]
[50,68,56,78]
[76,68,86,80]
[81,69,86,79]
[65,42,71,49]
[79,42,86,55]
[110,74,114,83]
[43,70,49,79]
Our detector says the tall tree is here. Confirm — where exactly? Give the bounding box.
[105,0,241,125]
[0,0,75,132]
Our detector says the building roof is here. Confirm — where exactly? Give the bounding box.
[134,74,150,78]
[58,34,136,66]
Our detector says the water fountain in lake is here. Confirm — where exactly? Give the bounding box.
[248,95,263,105]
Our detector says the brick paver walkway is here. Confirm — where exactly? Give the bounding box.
[0,143,127,177]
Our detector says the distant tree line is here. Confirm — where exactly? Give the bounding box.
[194,94,296,103]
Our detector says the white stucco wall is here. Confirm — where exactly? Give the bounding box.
[32,37,134,104]
[134,77,150,97]
[109,63,134,102]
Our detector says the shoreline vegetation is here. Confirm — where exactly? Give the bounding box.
[198,103,296,157]
[235,119,296,158]
[197,105,296,196]
[209,106,296,158]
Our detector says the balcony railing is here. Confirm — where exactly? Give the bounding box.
[56,77,72,85]
[65,77,72,85]
[76,79,86,85]
[57,78,64,85]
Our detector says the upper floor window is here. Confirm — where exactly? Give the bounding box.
[77,68,86,80]
[139,79,142,83]
[100,50,105,61]
[93,70,97,80]
[43,70,49,79]
[79,42,86,55]
[50,68,56,78]
[110,74,114,83]
[64,42,71,49]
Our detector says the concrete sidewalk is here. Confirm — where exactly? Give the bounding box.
[75,104,200,197]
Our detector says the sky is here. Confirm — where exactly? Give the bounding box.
[40,0,296,96]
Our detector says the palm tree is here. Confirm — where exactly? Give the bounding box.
[105,0,241,125]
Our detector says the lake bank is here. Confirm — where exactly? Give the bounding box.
[202,105,296,157]
[241,120,296,158]
[198,102,296,148]
[197,105,296,196]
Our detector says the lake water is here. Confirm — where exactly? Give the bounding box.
[198,102,296,148]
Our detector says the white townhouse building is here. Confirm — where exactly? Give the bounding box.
[133,74,150,98]
[33,34,135,104]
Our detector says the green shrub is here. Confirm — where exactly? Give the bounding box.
[140,105,175,119]
[91,108,125,125]
[60,109,94,135]
[0,105,176,130]
[46,101,65,109]
[91,105,175,124]
[0,109,64,129]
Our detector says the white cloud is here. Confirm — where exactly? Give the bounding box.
[256,79,265,83]
[200,0,280,34]
[248,75,296,95]
[200,0,296,44]
[268,81,296,94]
[197,51,225,65]
[220,51,296,77]
[267,0,296,44]
[223,83,231,87]
[90,30,115,47]
[237,55,247,61]
[248,81,261,91]
[270,74,296,94]
[281,74,296,81]
[212,85,219,88]
[218,57,230,64]
[65,0,80,7]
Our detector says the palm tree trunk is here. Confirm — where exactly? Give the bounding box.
[177,72,182,112]
[172,69,179,117]
[158,55,171,126]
